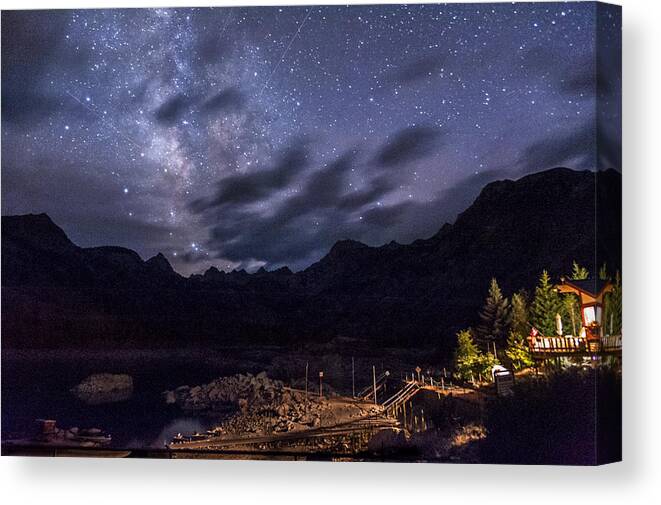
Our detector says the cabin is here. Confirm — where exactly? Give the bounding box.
[527,277,621,358]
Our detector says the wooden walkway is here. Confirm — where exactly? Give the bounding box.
[356,371,390,401]
[167,413,398,451]
[382,378,481,415]
[167,376,480,452]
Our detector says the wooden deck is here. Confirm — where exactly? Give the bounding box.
[528,334,622,358]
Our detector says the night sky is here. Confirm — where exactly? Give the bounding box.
[1,3,621,275]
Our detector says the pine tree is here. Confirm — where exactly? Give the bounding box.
[571,261,589,280]
[507,291,534,370]
[605,270,622,335]
[475,278,511,347]
[454,329,500,383]
[453,329,480,381]
[476,352,500,382]
[530,270,564,336]
[505,330,533,370]
[563,295,580,336]
[562,261,589,335]
[510,290,529,337]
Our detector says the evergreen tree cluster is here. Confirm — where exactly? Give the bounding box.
[505,330,533,370]
[475,278,511,347]
[605,271,622,335]
[530,270,564,336]
[451,260,622,377]
[453,329,499,382]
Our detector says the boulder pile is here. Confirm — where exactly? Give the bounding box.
[164,372,376,436]
[162,372,285,412]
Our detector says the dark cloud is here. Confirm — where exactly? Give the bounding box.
[528,33,619,103]
[196,32,232,64]
[202,87,245,113]
[521,45,600,100]
[0,10,91,125]
[374,126,442,167]
[196,147,407,269]
[595,4,621,171]
[2,91,62,125]
[518,124,594,172]
[337,176,394,211]
[560,54,614,97]
[154,94,191,124]
[153,87,247,127]
[293,152,356,207]
[189,141,310,212]
[179,250,210,264]
[388,55,447,85]
[220,151,357,238]
[526,13,620,172]
[596,125,621,171]
[361,201,412,227]
[0,155,174,255]
[207,206,344,269]
[186,107,619,271]
[596,4,621,98]
[1,5,621,275]
[194,9,235,64]
[516,120,619,173]
[560,67,604,96]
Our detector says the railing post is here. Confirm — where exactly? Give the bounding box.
[372,365,377,405]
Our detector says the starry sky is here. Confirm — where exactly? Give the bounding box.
[1,2,621,275]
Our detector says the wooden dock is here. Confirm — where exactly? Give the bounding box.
[167,413,399,451]
[167,377,472,452]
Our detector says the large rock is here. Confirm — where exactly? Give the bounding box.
[70,373,133,405]
[162,371,286,412]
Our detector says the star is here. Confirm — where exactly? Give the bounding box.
[1,3,620,274]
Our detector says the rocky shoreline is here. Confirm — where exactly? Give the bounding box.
[163,372,381,436]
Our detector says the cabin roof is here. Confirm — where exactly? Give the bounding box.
[559,277,611,298]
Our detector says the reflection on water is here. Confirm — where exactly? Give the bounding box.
[1,347,429,451]
[1,349,259,448]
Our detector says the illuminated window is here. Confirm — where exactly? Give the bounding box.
[583,306,603,325]
[583,306,596,325]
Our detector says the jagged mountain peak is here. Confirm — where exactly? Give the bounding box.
[328,239,368,255]
[2,167,621,351]
[1,212,76,253]
[146,252,175,273]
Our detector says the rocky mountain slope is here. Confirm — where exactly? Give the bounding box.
[1,168,621,353]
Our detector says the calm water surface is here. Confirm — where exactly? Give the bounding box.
[1,348,271,448]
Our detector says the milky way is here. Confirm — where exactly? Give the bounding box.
[1,3,621,275]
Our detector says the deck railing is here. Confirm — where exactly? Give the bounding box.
[528,335,622,355]
[601,334,622,352]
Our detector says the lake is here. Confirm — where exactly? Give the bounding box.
[2,345,433,450]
